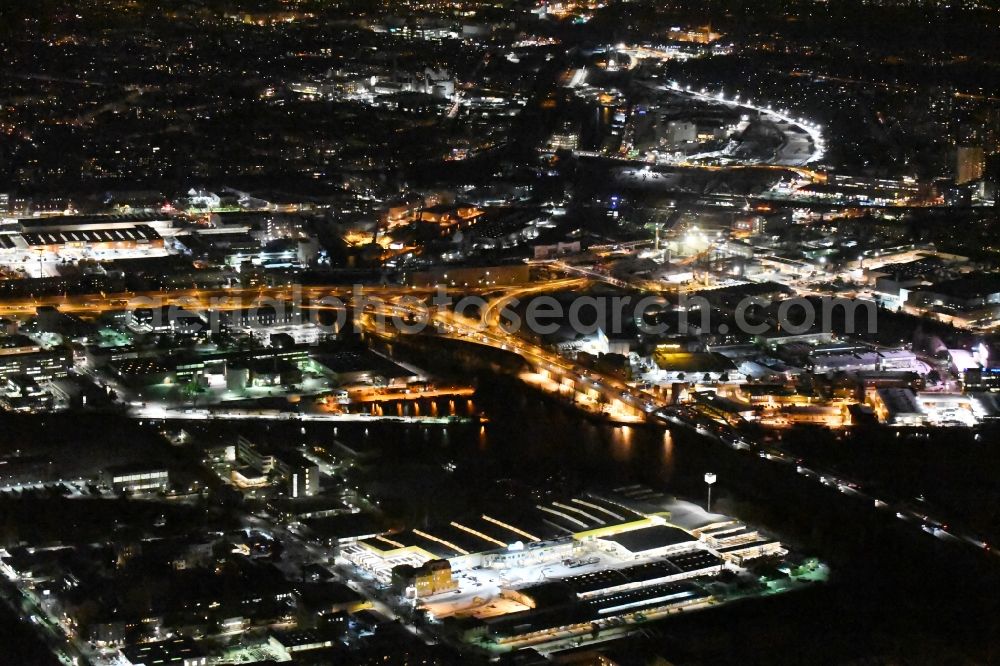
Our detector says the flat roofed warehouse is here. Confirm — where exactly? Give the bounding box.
[586,580,709,616]
[595,524,698,558]
[561,551,722,598]
[667,548,724,572]
[121,636,206,666]
[478,581,709,643]
[19,224,164,249]
[15,212,173,233]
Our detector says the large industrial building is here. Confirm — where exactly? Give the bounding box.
[0,216,171,267]
[337,489,787,650]
[342,492,784,580]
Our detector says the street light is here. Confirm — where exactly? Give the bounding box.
[704,472,717,511]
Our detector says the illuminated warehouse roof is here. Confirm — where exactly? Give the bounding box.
[20,224,162,248]
[355,493,665,564]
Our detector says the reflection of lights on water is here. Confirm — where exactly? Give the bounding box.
[610,425,633,462]
[661,430,675,478]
